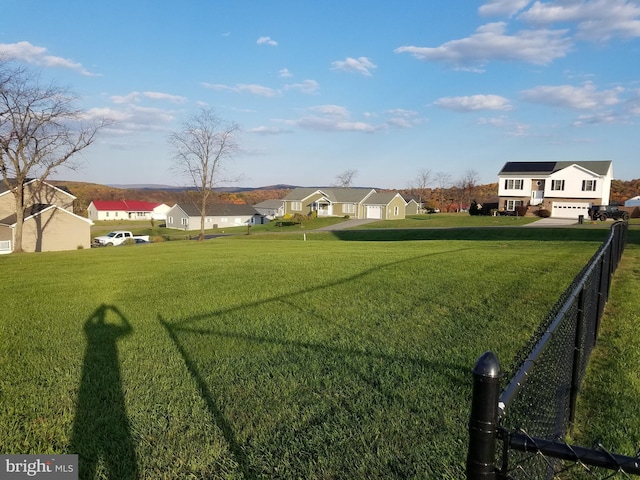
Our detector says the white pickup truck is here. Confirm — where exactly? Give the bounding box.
[92,231,150,247]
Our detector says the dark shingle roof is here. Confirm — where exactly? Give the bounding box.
[364,192,400,205]
[283,187,374,203]
[498,161,612,176]
[177,203,260,217]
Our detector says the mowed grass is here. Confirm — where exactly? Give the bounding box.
[0,230,610,479]
[570,230,640,456]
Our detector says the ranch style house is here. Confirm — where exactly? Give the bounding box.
[282,187,408,220]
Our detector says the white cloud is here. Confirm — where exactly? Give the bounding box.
[520,82,624,109]
[434,94,513,111]
[247,126,292,135]
[257,36,278,46]
[83,105,176,135]
[384,109,422,128]
[0,41,98,76]
[279,68,293,78]
[111,91,187,104]
[519,0,640,41]
[283,79,319,94]
[477,115,530,136]
[394,22,572,67]
[290,105,421,133]
[202,82,279,97]
[479,0,532,17]
[142,91,187,104]
[572,111,625,127]
[331,56,377,76]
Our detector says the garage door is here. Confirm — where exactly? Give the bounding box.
[366,206,382,219]
[551,202,590,219]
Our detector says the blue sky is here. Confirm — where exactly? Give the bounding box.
[1,0,639,188]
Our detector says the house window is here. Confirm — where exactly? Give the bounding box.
[582,180,597,191]
[181,218,188,226]
[343,203,355,214]
[168,216,173,224]
[115,212,119,217]
[394,206,399,215]
[106,212,109,217]
[506,200,523,211]
[504,179,524,190]
[551,180,565,191]
[291,201,301,211]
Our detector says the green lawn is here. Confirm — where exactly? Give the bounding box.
[570,229,640,456]
[0,228,618,479]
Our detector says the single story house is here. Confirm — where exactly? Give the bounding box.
[0,179,91,253]
[87,200,171,221]
[282,187,407,220]
[497,161,613,219]
[253,199,284,219]
[165,203,265,230]
[0,204,93,253]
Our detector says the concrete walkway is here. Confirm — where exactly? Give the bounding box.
[313,218,379,231]
[523,217,579,227]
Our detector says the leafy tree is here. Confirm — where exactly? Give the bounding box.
[168,108,240,240]
[0,60,106,252]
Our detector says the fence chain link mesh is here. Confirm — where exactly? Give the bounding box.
[484,222,637,479]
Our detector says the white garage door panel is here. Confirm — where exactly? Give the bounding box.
[366,206,382,219]
[551,202,590,219]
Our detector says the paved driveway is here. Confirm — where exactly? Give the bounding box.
[313,219,379,231]
[524,217,578,227]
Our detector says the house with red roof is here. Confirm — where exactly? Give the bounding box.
[87,200,171,222]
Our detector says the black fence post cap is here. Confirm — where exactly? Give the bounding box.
[473,351,501,379]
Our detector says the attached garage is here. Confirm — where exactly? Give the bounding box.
[551,201,591,219]
[366,206,382,219]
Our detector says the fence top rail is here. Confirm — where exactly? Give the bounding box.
[498,222,623,417]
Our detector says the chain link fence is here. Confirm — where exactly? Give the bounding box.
[467,221,637,479]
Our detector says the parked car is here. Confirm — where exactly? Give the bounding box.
[92,231,150,247]
[588,205,629,222]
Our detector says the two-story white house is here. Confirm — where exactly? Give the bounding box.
[498,161,613,219]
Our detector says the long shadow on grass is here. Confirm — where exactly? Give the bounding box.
[160,249,472,477]
[329,227,611,242]
[70,305,138,480]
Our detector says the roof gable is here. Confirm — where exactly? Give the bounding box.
[0,204,92,226]
[0,178,76,200]
[365,192,401,205]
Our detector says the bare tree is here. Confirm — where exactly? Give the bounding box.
[434,171,452,211]
[407,168,432,211]
[168,108,239,240]
[0,61,106,252]
[334,169,358,187]
[453,169,480,212]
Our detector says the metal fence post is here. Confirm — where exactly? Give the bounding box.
[467,351,502,480]
[569,286,586,431]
